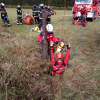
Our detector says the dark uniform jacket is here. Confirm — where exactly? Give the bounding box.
[38,7,44,19]
[47,8,51,18]
[32,6,38,18]
[17,7,22,17]
[0,8,7,18]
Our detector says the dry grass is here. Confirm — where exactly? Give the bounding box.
[0,8,100,100]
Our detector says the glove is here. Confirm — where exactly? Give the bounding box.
[56,38,64,43]
[50,41,54,47]
[56,41,59,44]
[66,42,71,49]
[60,38,64,41]
[60,42,64,47]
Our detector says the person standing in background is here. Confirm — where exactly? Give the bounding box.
[0,3,10,26]
[17,5,22,25]
[32,4,39,24]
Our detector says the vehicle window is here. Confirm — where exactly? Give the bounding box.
[75,0,92,4]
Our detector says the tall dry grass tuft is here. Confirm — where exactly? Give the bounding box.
[0,24,59,100]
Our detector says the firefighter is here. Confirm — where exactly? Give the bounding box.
[0,3,10,26]
[50,41,70,76]
[73,4,78,24]
[81,4,87,27]
[38,24,63,54]
[47,6,52,24]
[16,5,22,25]
[38,24,58,53]
[32,4,39,24]
[38,4,44,30]
[38,4,41,11]
[44,5,48,11]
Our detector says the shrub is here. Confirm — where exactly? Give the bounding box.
[5,5,72,10]
[67,6,73,10]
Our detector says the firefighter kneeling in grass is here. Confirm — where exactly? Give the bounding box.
[0,3,10,26]
[49,41,70,76]
[81,4,87,27]
[17,5,22,25]
[38,24,58,54]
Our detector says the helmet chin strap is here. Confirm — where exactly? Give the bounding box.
[48,32,51,33]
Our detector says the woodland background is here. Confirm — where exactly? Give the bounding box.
[0,0,75,10]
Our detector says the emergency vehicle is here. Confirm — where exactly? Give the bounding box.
[73,0,99,21]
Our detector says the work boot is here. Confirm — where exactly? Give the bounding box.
[8,24,10,27]
[20,23,23,25]
[17,23,19,25]
[3,23,6,27]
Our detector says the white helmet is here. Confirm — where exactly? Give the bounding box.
[1,3,5,6]
[46,24,53,32]
[18,5,20,7]
[40,4,44,7]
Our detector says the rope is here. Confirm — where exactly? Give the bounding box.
[0,14,32,24]
[69,23,84,60]
[61,0,66,38]
[0,17,23,24]
[68,32,74,43]
[60,0,84,61]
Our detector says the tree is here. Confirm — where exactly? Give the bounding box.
[0,0,74,7]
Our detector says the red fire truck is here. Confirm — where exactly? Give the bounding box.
[73,0,99,21]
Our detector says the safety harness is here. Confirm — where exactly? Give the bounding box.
[1,8,6,14]
[53,61,63,72]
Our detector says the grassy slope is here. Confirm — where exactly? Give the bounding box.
[0,8,100,100]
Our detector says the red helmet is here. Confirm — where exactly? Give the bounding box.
[82,3,85,7]
[56,53,63,60]
[74,4,77,8]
